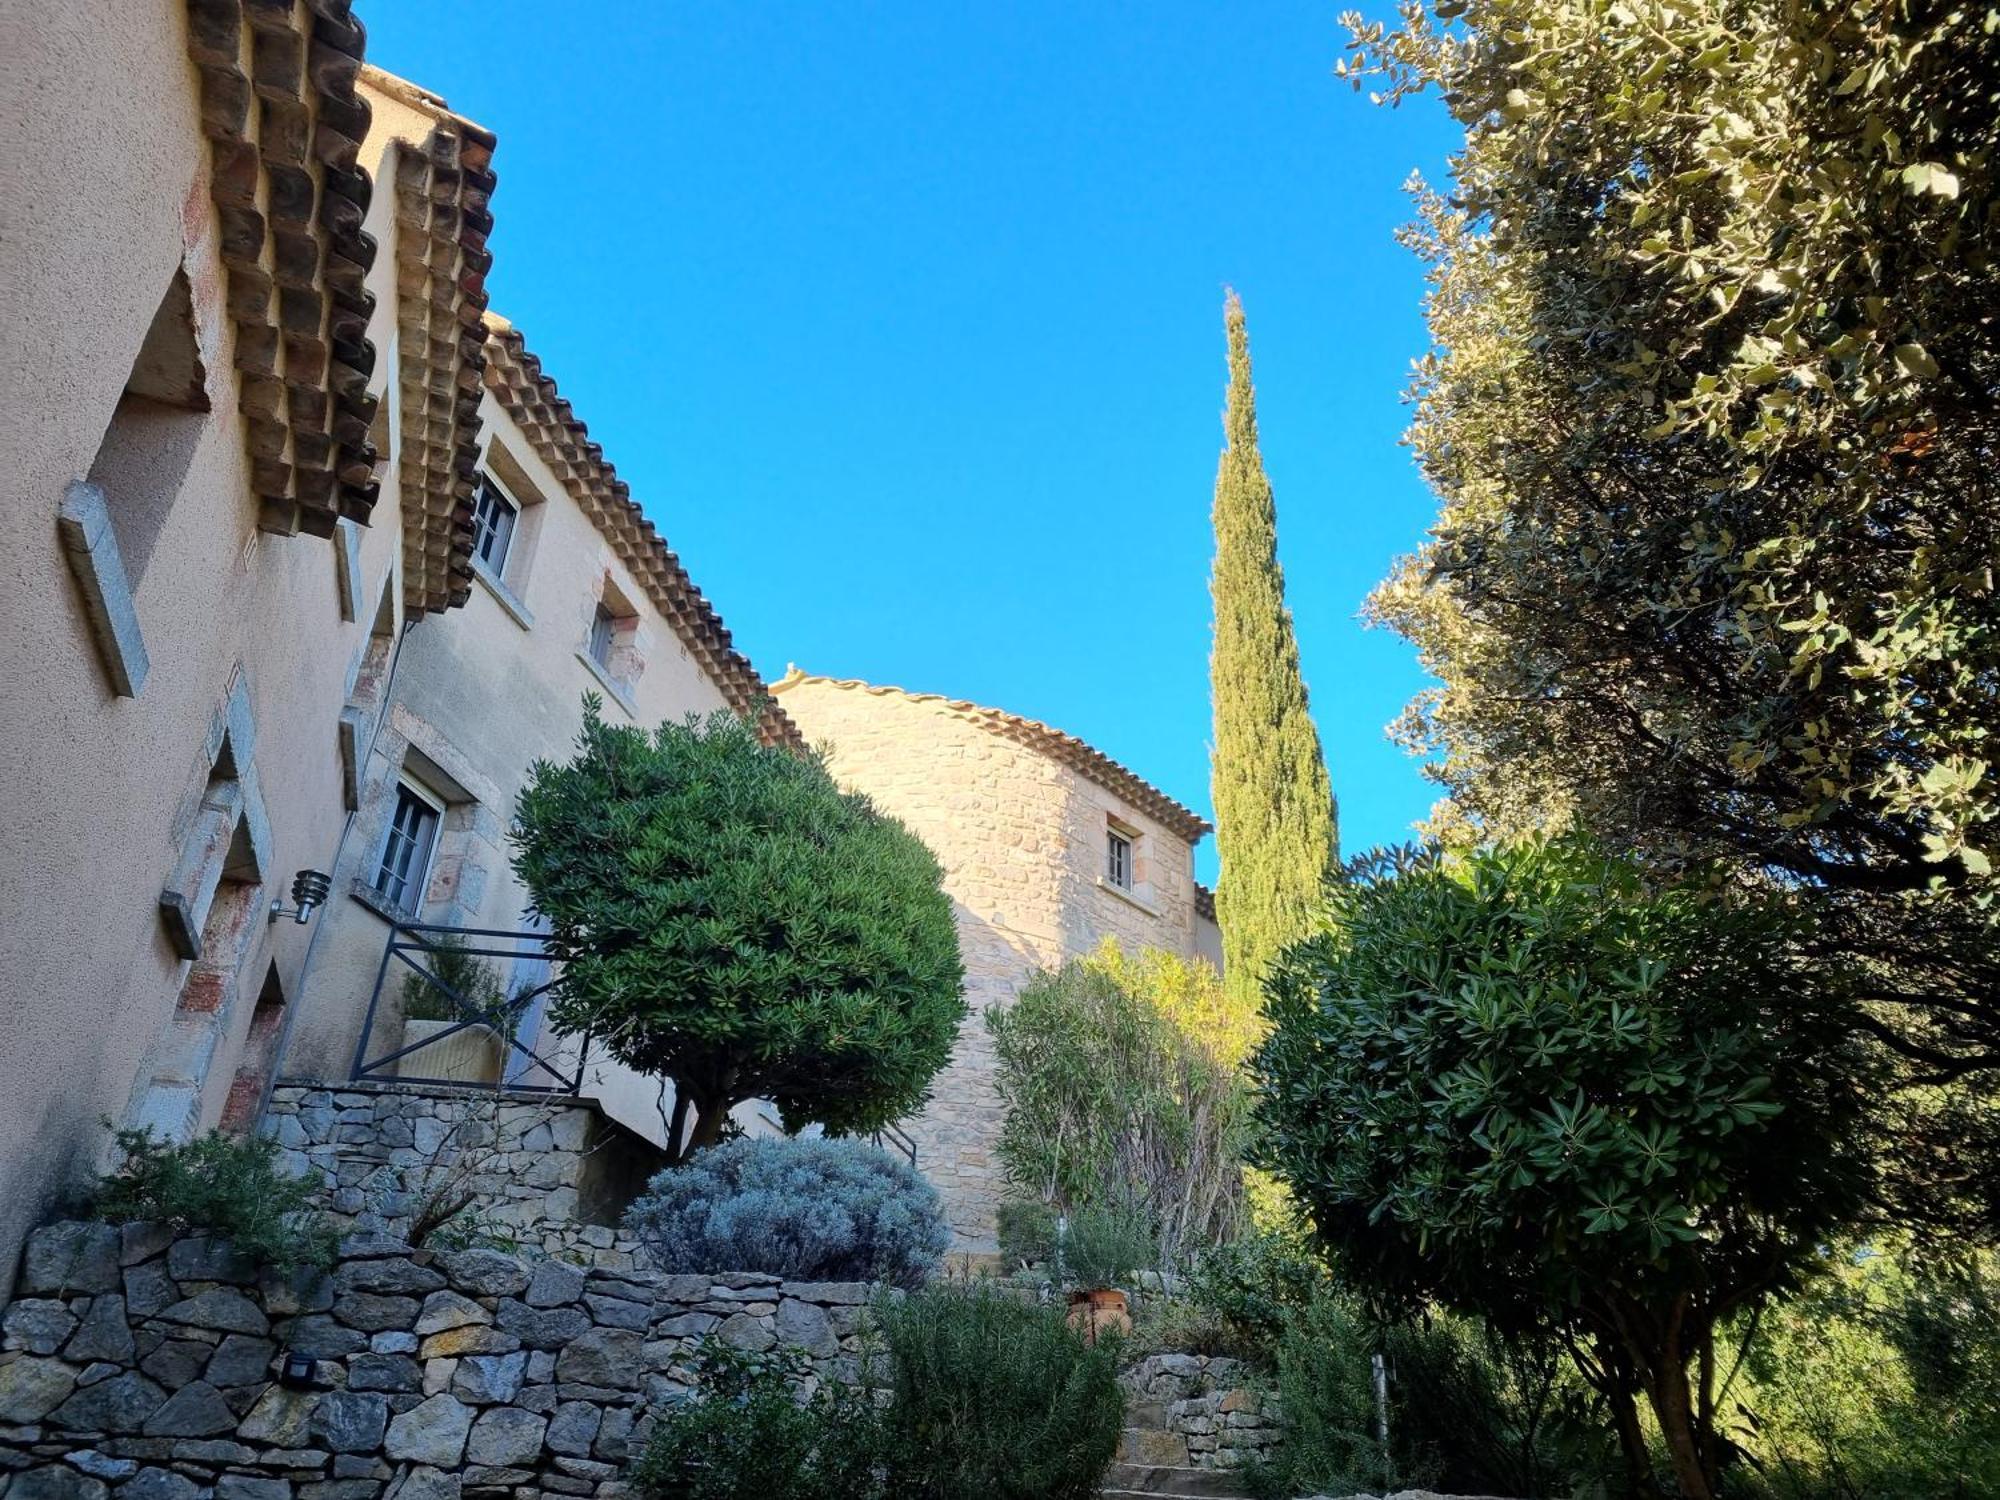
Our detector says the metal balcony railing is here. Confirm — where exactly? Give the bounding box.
[348,920,589,1094]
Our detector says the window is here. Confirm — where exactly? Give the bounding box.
[470,473,518,576]
[588,602,616,668]
[372,782,443,913]
[1106,828,1134,891]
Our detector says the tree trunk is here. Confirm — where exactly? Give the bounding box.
[681,1091,731,1155]
[1645,1327,1718,1500]
[1606,1383,1662,1500]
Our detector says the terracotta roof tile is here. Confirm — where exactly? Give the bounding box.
[482,321,801,749]
[185,0,380,538]
[365,70,498,616]
[772,670,1212,843]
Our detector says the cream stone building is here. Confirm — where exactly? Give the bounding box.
[0,1,463,1286]
[0,4,792,1287]
[771,671,1222,1249]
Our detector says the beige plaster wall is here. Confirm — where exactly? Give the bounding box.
[773,680,1204,1249]
[0,1,412,1290]
[280,383,734,1149]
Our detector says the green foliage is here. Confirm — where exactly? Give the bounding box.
[994,1199,1058,1274]
[1059,1199,1157,1293]
[399,933,513,1026]
[1727,1247,2000,1500]
[1249,1292,1392,1500]
[1255,840,1878,1497]
[1353,0,2000,1215]
[1181,1225,1329,1361]
[631,1342,895,1500]
[94,1127,335,1273]
[875,1283,1124,1500]
[1209,292,1338,1017]
[623,1136,950,1289]
[511,701,965,1159]
[987,943,1248,1266]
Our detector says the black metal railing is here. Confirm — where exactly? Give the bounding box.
[872,1120,918,1167]
[349,921,589,1093]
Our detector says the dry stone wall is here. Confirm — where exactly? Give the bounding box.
[0,1222,883,1500]
[264,1085,663,1249]
[1122,1352,1279,1472]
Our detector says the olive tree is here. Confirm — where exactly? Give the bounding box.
[1348,0,2000,1220]
[1255,841,1878,1499]
[512,701,964,1160]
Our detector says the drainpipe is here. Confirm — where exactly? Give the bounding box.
[251,617,417,1128]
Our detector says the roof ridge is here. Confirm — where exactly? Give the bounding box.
[773,669,1210,842]
[482,320,802,751]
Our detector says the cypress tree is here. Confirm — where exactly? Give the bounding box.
[1209,292,1337,1013]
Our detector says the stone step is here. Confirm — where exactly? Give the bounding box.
[1098,1461,1256,1499]
[1118,1423,1191,1465]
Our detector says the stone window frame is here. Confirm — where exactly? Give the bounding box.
[467,437,548,629]
[1097,812,1163,917]
[576,572,645,718]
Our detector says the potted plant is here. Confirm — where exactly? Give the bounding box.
[1060,1199,1154,1344]
[398,935,514,1085]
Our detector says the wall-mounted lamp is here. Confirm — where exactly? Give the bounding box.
[278,1349,318,1389]
[269,868,332,926]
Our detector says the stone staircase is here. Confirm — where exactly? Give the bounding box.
[1099,1397,1257,1499]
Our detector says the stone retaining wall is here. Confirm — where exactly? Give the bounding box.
[0,1222,883,1500]
[1122,1352,1279,1471]
[264,1085,664,1245]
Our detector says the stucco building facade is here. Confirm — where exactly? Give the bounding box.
[771,672,1221,1249]
[0,6,791,1288]
[0,0,456,1287]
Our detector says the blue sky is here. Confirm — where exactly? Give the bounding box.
[366,2,1461,880]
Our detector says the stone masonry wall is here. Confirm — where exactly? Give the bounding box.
[775,678,1204,1252]
[0,1222,884,1500]
[264,1085,663,1249]
[1122,1353,1279,1472]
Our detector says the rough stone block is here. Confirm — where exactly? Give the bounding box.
[465,1407,546,1467]
[523,1263,584,1309]
[383,1394,471,1467]
[49,1373,167,1434]
[140,1381,236,1438]
[21,1225,123,1296]
[0,1358,80,1423]
[67,1296,136,1365]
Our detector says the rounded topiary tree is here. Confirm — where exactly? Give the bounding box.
[1255,840,1878,1500]
[512,700,965,1159]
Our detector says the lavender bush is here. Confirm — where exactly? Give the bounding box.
[625,1135,949,1288]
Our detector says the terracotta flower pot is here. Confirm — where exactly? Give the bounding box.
[1067,1287,1131,1344]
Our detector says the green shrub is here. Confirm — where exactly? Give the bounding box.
[631,1342,894,1500]
[1182,1226,1327,1362]
[513,703,964,1162]
[987,942,1248,1267]
[94,1127,335,1272]
[399,933,513,1026]
[623,1136,949,1289]
[1061,1198,1156,1293]
[1257,840,1879,1498]
[1246,1292,1392,1500]
[995,1199,1058,1274]
[1727,1247,2000,1500]
[876,1283,1123,1499]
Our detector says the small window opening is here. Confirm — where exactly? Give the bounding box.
[1107,828,1134,891]
[471,473,518,576]
[373,781,443,913]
